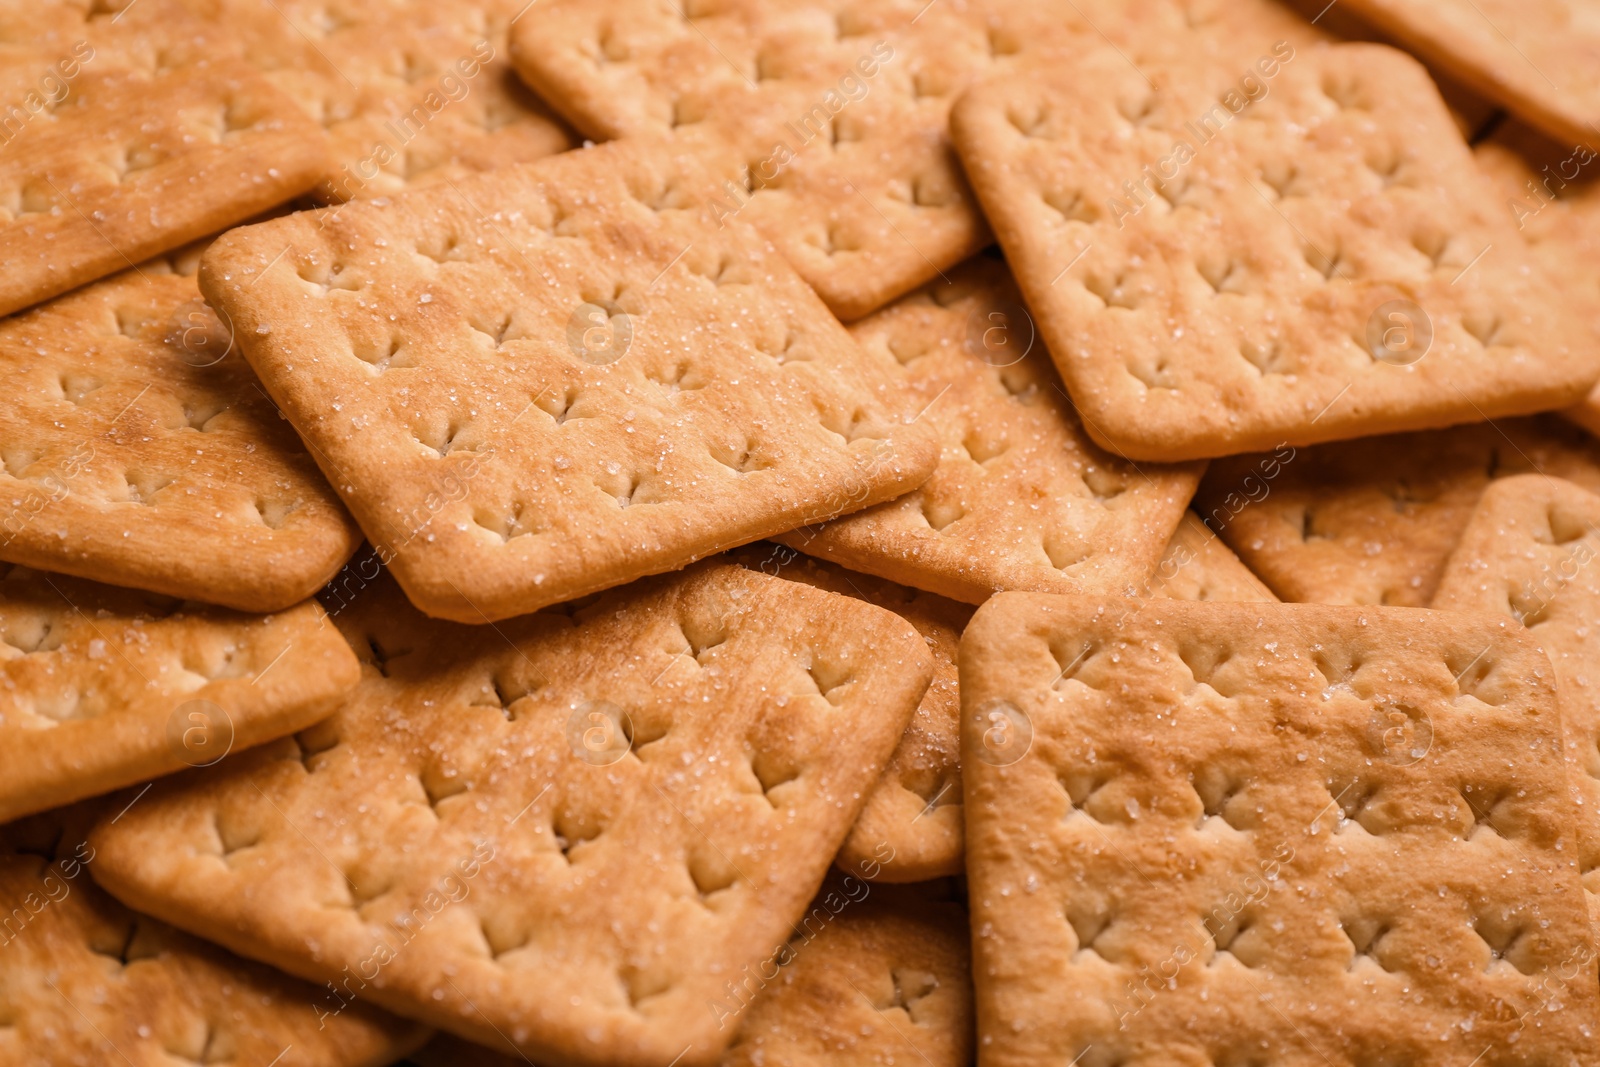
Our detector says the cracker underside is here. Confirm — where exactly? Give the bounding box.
[86,565,933,1067]
[199,138,939,622]
[961,592,1597,1066]
[952,42,1597,461]
[1197,415,1600,606]
[778,255,1203,604]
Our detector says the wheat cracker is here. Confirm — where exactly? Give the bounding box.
[174,0,573,201]
[0,565,358,824]
[87,563,933,1067]
[775,255,1203,604]
[952,41,1598,461]
[0,242,361,612]
[0,0,328,316]
[1335,0,1600,151]
[1196,415,1600,606]
[1149,510,1277,603]
[1432,473,1600,947]
[0,799,426,1067]
[962,591,1598,1066]
[199,137,939,622]
[732,543,970,882]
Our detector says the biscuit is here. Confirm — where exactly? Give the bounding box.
[732,543,970,882]
[198,137,940,623]
[961,592,1598,1066]
[951,42,1599,461]
[775,255,1204,604]
[1149,510,1277,603]
[175,0,574,200]
[1432,474,1600,943]
[0,0,328,316]
[409,884,972,1067]
[1334,0,1600,151]
[0,799,427,1067]
[87,564,934,1067]
[0,243,361,612]
[0,564,358,824]
[1196,415,1600,606]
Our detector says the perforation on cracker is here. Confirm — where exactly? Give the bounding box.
[952,42,1598,461]
[0,565,358,823]
[0,0,328,316]
[1197,415,1600,606]
[199,138,938,622]
[777,256,1203,603]
[962,593,1597,1067]
[87,564,933,1067]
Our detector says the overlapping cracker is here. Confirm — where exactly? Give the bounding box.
[0,0,328,316]
[87,564,934,1067]
[199,138,939,622]
[1432,474,1600,943]
[175,0,573,200]
[1335,0,1600,150]
[776,255,1203,603]
[0,564,358,823]
[952,41,1598,461]
[410,885,972,1067]
[1473,123,1600,437]
[0,800,426,1067]
[733,544,970,882]
[1149,510,1277,603]
[507,0,1331,321]
[1196,415,1600,606]
[0,244,361,611]
[962,592,1598,1066]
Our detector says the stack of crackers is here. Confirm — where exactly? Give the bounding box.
[3,0,1599,1064]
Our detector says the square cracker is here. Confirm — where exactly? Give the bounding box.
[411,884,973,1067]
[961,592,1598,1066]
[1333,0,1600,151]
[775,254,1204,604]
[1149,510,1277,603]
[951,41,1599,461]
[0,243,361,612]
[86,564,934,1067]
[1196,415,1600,606]
[198,137,939,623]
[0,564,359,824]
[173,0,574,200]
[0,0,329,317]
[731,543,971,882]
[0,801,426,1067]
[1432,473,1600,944]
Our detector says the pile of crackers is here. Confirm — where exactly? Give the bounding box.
[3,0,1600,1064]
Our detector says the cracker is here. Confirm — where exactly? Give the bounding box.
[0,799,426,1067]
[409,885,973,1067]
[1334,0,1600,151]
[1196,415,1600,606]
[951,41,1599,461]
[1473,123,1600,438]
[175,0,574,200]
[0,244,361,612]
[198,138,938,622]
[732,543,970,882]
[0,564,358,824]
[1149,510,1277,603]
[774,254,1204,604]
[0,0,329,317]
[1432,473,1600,944]
[86,564,934,1067]
[961,591,1598,1066]
[507,0,1330,321]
